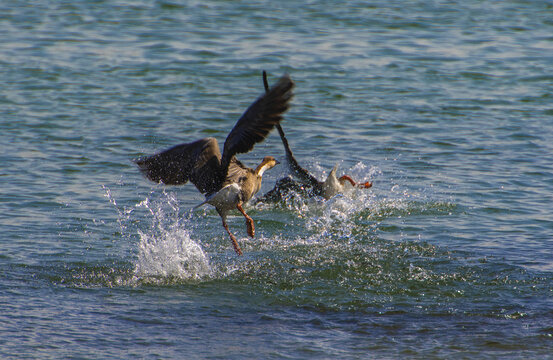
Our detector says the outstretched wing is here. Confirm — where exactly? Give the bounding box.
[134,137,223,194]
[221,73,294,170]
[263,71,321,188]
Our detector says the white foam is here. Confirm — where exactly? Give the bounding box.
[134,225,211,282]
[103,185,213,283]
[132,192,212,282]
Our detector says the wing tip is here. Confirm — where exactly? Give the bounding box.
[133,156,161,183]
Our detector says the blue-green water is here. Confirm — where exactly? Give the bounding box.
[1,1,553,358]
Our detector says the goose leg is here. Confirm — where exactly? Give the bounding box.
[339,175,372,188]
[221,217,243,256]
[236,203,255,238]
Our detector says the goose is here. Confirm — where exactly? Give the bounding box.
[259,71,371,202]
[135,74,294,255]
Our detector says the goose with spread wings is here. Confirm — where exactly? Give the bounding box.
[259,71,371,202]
[135,74,294,255]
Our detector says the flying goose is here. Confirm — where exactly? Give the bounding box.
[259,71,371,202]
[135,74,294,255]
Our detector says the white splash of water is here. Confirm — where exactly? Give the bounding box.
[103,185,212,283]
[132,192,212,282]
[277,162,380,245]
[134,225,211,282]
[274,160,446,246]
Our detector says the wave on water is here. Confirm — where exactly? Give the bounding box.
[63,163,550,319]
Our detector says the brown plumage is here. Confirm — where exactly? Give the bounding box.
[135,74,294,255]
[260,71,372,202]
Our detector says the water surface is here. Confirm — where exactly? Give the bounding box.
[1,1,553,358]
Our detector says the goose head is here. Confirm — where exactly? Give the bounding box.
[255,156,280,177]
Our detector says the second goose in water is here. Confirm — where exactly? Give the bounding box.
[259,71,371,202]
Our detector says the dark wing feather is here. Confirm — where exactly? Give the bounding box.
[223,157,250,187]
[275,124,321,188]
[221,74,294,170]
[135,137,223,194]
[262,71,321,188]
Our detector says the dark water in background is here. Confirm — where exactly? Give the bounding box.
[1,1,553,358]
